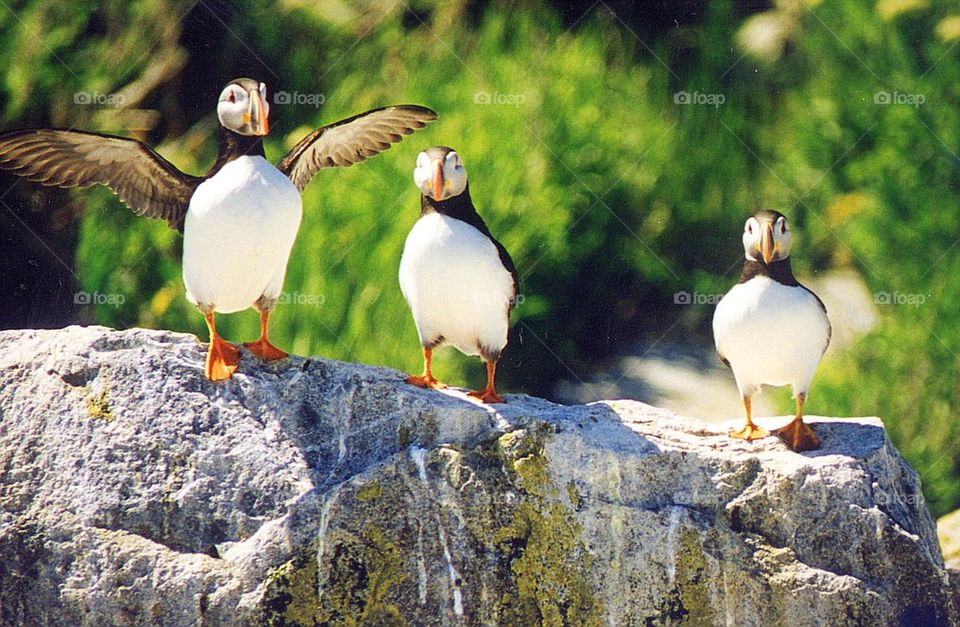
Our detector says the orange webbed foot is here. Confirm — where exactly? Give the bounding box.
[728,423,769,442]
[407,347,446,389]
[772,418,820,452]
[406,374,447,390]
[206,338,240,381]
[467,388,505,404]
[467,361,505,404]
[244,337,288,361]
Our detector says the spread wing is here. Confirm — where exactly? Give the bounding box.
[277,105,437,191]
[0,129,201,232]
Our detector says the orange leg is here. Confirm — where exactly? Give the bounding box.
[729,396,769,441]
[772,393,820,452]
[243,308,288,361]
[407,348,446,389]
[203,311,240,381]
[467,361,505,404]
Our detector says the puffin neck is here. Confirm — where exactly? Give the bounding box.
[206,127,266,178]
[420,184,477,221]
[739,257,800,286]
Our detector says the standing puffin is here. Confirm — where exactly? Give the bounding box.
[0,78,436,381]
[712,210,831,452]
[399,146,518,404]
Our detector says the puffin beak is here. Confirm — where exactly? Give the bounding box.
[432,159,444,201]
[760,222,776,264]
[245,89,269,136]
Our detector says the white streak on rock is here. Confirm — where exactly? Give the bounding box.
[437,525,463,616]
[665,506,683,585]
[410,446,428,482]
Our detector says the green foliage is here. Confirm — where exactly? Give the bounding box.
[4,0,958,515]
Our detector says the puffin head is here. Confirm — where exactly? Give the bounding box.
[414,146,467,201]
[743,210,792,265]
[217,78,270,137]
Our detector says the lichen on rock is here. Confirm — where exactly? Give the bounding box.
[261,523,408,626]
[493,426,602,626]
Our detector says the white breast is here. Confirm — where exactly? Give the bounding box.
[398,212,514,360]
[713,276,830,397]
[182,156,302,313]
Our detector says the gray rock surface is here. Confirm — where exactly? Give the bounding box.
[0,325,955,626]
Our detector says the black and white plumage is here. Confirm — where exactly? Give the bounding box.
[713,210,831,452]
[399,146,518,404]
[0,78,436,381]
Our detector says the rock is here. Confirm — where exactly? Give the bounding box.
[0,325,956,626]
[939,509,960,570]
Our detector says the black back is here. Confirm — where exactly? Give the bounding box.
[205,125,266,179]
[738,257,799,287]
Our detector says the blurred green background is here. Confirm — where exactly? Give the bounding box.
[0,0,958,516]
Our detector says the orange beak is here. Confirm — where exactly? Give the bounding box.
[759,222,775,264]
[244,89,269,136]
[433,159,444,200]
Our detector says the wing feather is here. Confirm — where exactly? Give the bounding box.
[0,129,200,232]
[277,105,437,191]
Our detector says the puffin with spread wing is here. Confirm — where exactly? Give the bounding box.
[0,78,436,380]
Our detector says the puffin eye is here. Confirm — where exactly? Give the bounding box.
[228,89,237,103]
[780,220,787,234]
[747,222,753,235]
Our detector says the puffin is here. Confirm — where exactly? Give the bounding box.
[0,78,436,381]
[712,210,831,452]
[399,146,518,404]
